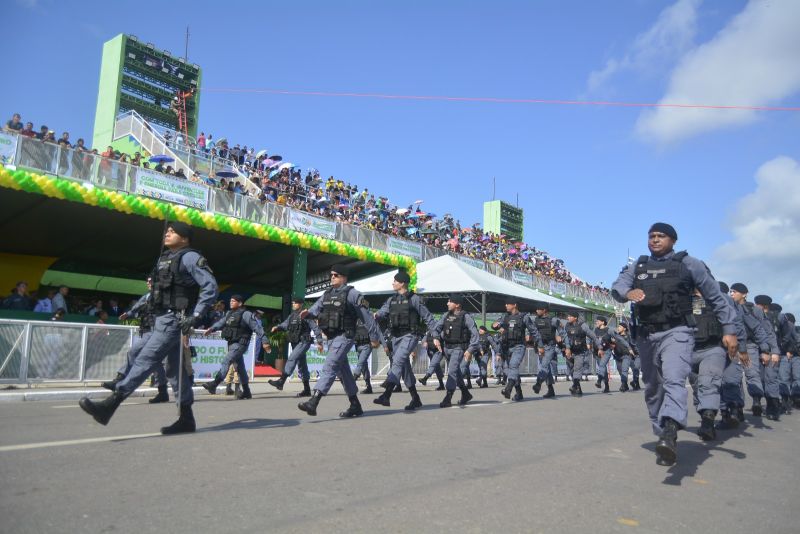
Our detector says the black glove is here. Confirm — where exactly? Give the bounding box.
[180,314,197,335]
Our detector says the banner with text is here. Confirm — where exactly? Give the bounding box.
[457,255,486,270]
[0,132,19,165]
[511,271,533,287]
[549,281,568,295]
[387,237,424,260]
[188,335,256,381]
[135,168,209,209]
[288,209,337,239]
[287,342,364,377]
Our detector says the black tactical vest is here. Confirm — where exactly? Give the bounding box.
[317,286,356,338]
[566,321,587,352]
[692,296,723,346]
[632,251,694,327]
[354,318,371,345]
[595,327,611,350]
[503,313,527,346]
[286,311,308,344]
[425,332,439,355]
[151,248,202,312]
[534,315,556,344]
[388,292,421,336]
[442,312,470,345]
[478,333,491,354]
[138,296,156,335]
[221,307,252,343]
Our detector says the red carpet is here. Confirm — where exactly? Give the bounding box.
[254,363,281,377]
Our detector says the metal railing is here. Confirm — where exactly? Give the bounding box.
[2,129,616,307]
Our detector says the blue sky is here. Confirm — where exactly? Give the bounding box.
[5,0,800,308]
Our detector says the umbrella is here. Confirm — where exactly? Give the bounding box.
[396,208,410,215]
[269,160,282,169]
[407,214,420,219]
[425,213,437,218]
[279,162,295,170]
[269,168,281,178]
[215,137,227,146]
[214,170,238,178]
[413,199,424,204]
[269,154,282,162]
[255,149,268,158]
[149,154,174,163]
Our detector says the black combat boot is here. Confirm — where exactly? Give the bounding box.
[602,376,610,393]
[465,375,473,389]
[501,375,507,386]
[736,406,745,423]
[751,396,763,417]
[501,378,515,399]
[418,374,430,386]
[373,385,393,406]
[717,409,739,430]
[439,390,454,408]
[543,384,556,398]
[352,372,361,381]
[379,379,389,389]
[235,383,242,397]
[619,379,629,392]
[595,376,602,389]
[436,377,445,391]
[79,391,124,426]
[494,376,502,385]
[268,373,288,391]
[149,385,169,404]
[781,395,792,415]
[570,379,582,397]
[236,383,252,400]
[697,409,717,441]
[161,404,196,435]
[296,379,311,398]
[202,375,222,395]
[101,373,125,391]
[339,395,364,418]
[513,382,523,402]
[631,379,641,391]
[298,390,323,416]
[405,386,423,411]
[532,378,542,394]
[479,377,488,389]
[765,397,781,421]
[225,383,234,395]
[361,381,373,394]
[458,385,473,406]
[655,418,679,466]
[393,383,403,393]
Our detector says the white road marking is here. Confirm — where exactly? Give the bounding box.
[0,432,161,452]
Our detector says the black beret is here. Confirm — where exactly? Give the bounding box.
[648,222,678,241]
[505,296,520,305]
[330,264,350,277]
[618,321,629,329]
[230,294,244,303]
[394,270,411,284]
[448,294,464,305]
[168,221,194,240]
[769,303,782,312]
[718,282,729,294]
[291,296,305,304]
[534,302,550,311]
[567,310,580,317]
[754,295,772,306]
[596,316,608,324]
[786,313,795,323]
[730,283,748,294]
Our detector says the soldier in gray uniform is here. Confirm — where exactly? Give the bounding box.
[419,331,446,391]
[474,325,495,388]
[352,310,378,394]
[200,294,268,400]
[492,298,540,401]
[374,270,438,411]
[771,302,798,414]
[267,297,324,397]
[102,279,170,404]
[715,281,750,428]
[493,330,508,385]
[431,295,480,407]
[593,316,613,393]
[752,295,784,420]
[612,223,738,466]
[609,321,636,392]
[298,264,379,417]
[79,221,218,434]
[531,303,562,398]
[784,312,800,408]
[729,283,776,417]
[563,310,600,397]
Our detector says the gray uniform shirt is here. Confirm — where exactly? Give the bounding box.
[179,249,218,318]
[431,311,481,354]
[275,312,323,342]
[611,250,738,336]
[375,291,438,335]
[738,303,773,353]
[210,309,265,346]
[563,320,600,351]
[306,285,380,343]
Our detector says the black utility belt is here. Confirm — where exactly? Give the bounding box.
[639,321,686,334]
[225,337,251,345]
[694,339,723,351]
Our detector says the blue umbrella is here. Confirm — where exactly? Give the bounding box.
[149,154,174,163]
[214,170,238,178]
[269,168,281,178]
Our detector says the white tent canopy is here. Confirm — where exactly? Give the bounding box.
[309,255,585,313]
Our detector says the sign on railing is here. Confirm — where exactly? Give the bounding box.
[511,270,533,287]
[386,237,424,260]
[288,210,337,238]
[549,281,568,295]
[134,168,209,209]
[0,132,18,165]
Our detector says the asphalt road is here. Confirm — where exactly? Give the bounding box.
[0,379,797,533]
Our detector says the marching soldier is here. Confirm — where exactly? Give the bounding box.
[531,303,562,398]
[267,297,324,397]
[432,295,481,407]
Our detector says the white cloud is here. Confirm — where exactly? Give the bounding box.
[713,156,800,312]
[637,0,800,145]
[587,0,701,92]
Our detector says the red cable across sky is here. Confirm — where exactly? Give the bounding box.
[201,87,800,112]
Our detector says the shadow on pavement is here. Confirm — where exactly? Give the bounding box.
[200,417,300,432]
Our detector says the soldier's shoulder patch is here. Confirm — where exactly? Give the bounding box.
[196,256,213,273]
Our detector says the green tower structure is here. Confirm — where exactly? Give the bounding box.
[92,34,202,150]
[483,200,524,242]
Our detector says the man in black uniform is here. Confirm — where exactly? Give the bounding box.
[79,221,218,434]
[200,294,268,399]
[267,297,324,397]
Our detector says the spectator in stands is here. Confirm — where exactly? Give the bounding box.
[175,168,186,179]
[19,122,35,138]
[107,298,121,317]
[86,298,103,316]
[52,285,69,313]
[35,125,48,140]
[96,310,109,324]
[43,130,56,143]
[34,289,57,314]
[197,132,206,152]
[57,132,71,148]
[4,113,23,132]
[2,281,33,310]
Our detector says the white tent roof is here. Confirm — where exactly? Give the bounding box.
[309,255,584,311]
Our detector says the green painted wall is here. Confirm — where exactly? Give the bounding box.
[92,34,126,150]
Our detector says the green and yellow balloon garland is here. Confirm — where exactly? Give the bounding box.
[0,166,417,288]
